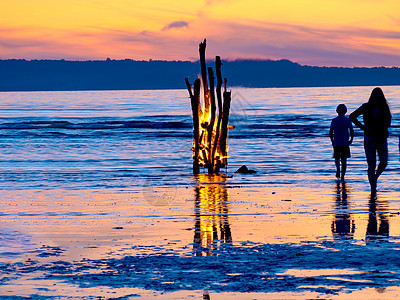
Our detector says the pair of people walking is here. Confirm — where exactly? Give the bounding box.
[330,87,392,194]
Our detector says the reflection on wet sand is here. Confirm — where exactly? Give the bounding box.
[332,182,355,239]
[193,174,232,256]
[366,194,389,241]
[366,194,390,294]
[203,290,210,300]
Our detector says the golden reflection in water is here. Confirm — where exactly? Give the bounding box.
[331,182,355,239]
[193,174,232,256]
[366,194,389,241]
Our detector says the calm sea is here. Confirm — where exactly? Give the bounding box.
[0,86,399,191]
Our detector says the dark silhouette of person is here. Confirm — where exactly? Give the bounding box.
[330,104,354,181]
[331,181,355,239]
[350,87,391,194]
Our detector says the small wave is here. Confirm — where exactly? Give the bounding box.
[0,119,192,130]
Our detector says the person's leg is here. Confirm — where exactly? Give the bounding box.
[341,157,347,181]
[340,146,350,181]
[335,157,340,178]
[364,137,377,193]
[333,147,340,178]
[376,139,388,180]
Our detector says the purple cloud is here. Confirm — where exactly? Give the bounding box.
[162,21,189,31]
[1,19,399,67]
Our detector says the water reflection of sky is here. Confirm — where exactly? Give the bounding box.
[1,184,400,297]
[1,183,399,257]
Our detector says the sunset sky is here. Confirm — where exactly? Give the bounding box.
[1,0,400,66]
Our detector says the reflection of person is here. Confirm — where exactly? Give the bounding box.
[366,194,389,241]
[330,104,354,181]
[350,87,392,194]
[331,181,355,239]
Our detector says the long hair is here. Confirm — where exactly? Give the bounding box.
[365,87,391,129]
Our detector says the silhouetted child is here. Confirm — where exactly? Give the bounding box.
[330,104,354,181]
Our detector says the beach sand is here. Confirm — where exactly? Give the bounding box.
[2,175,400,298]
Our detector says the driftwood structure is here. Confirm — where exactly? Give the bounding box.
[185,39,232,174]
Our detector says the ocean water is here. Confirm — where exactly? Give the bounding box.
[0,86,399,190]
[1,86,400,298]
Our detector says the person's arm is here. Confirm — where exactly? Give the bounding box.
[349,104,366,131]
[349,124,354,145]
[386,108,392,128]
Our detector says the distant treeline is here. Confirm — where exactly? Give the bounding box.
[0,58,399,91]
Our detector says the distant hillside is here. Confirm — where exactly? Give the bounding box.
[0,59,399,91]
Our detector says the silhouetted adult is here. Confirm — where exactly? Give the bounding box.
[350,87,391,193]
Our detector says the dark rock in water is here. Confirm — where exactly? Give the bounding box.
[234,165,256,174]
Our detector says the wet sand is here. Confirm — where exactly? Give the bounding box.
[2,175,400,298]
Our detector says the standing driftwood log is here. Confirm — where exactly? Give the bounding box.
[185,40,232,174]
[219,83,231,166]
[213,56,224,173]
[207,67,216,173]
[199,39,210,119]
[186,77,202,174]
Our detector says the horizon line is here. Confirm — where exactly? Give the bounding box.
[1,58,399,69]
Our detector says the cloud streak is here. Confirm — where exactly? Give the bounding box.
[0,17,399,67]
[0,0,399,66]
[191,19,400,66]
[162,21,189,31]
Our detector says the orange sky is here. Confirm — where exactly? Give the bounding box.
[1,0,400,66]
